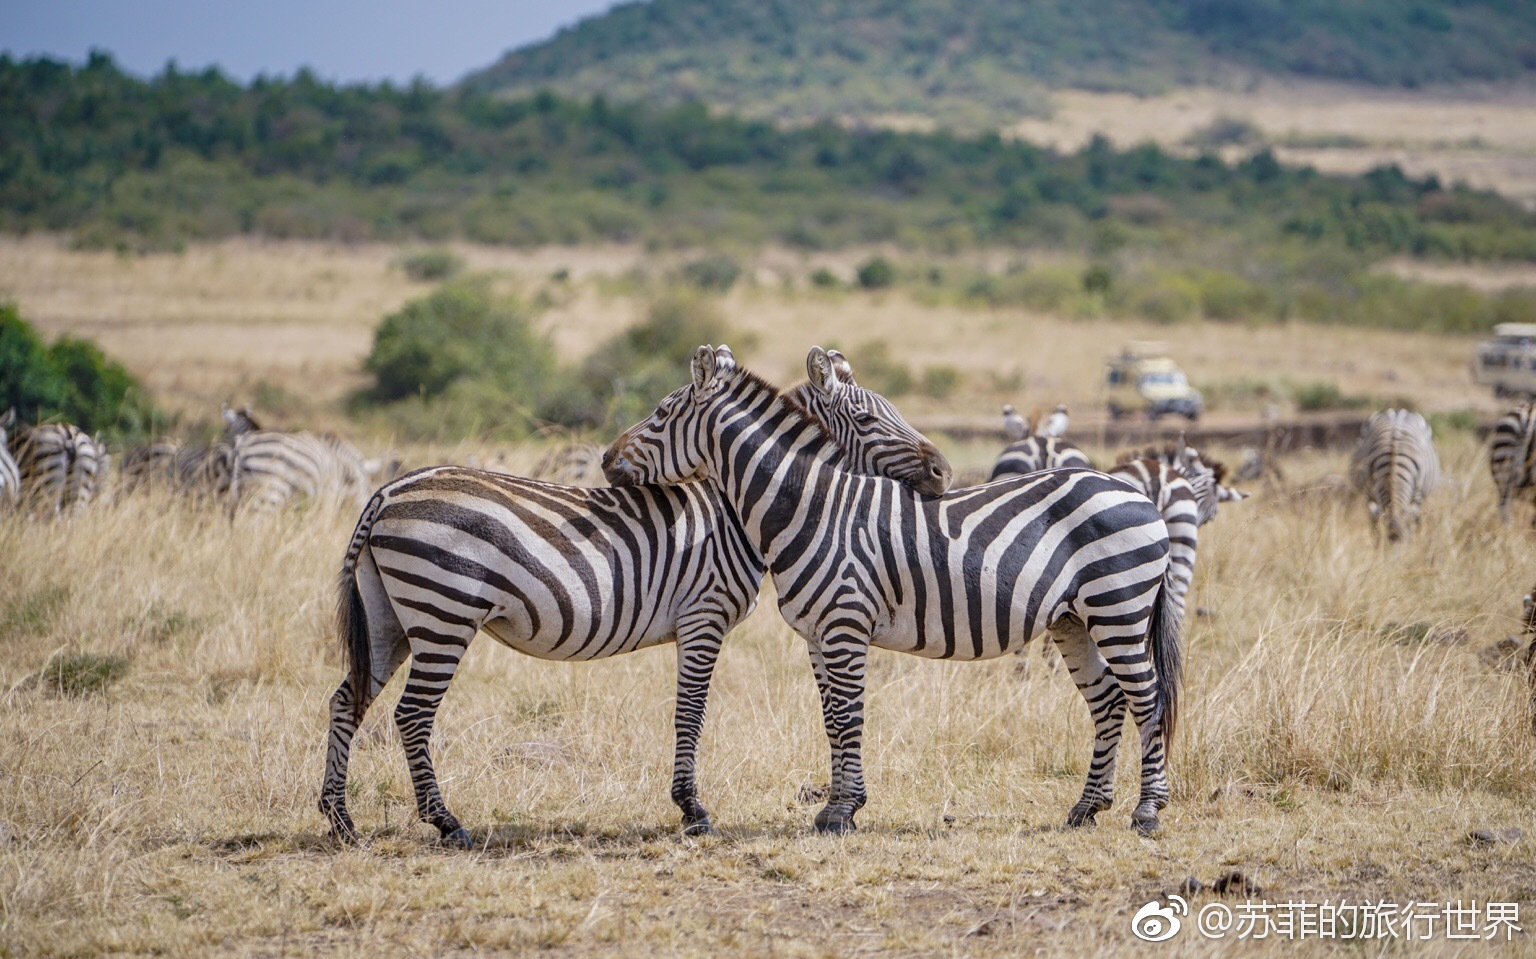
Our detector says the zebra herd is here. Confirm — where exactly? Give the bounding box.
[324,345,1255,846]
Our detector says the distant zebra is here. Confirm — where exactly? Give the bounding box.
[0,410,19,508]
[990,434,1093,480]
[319,346,952,846]
[220,406,372,511]
[11,422,107,514]
[1349,409,1439,542]
[606,345,1184,834]
[1489,404,1536,524]
[1132,437,1248,527]
[119,436,183,491]
[1106,456,1201,634]
[530,441,605,487]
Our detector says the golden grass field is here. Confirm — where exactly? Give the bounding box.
[2,433,1535,957]
[2,238,1535,956]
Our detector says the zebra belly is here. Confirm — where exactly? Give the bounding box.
[478,612,681,661]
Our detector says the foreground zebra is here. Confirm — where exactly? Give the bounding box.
[0,410,18,508]
[990,433,1093,480]
[320,348,951,846]
[606,345,1183,834]
[1349,409,1439,542]
[1489,404,1536,524]
[10,422,107,514]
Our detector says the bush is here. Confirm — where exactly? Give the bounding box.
[856,256,896,290]
[34,650,130,697]
[1291,381,1372,412]
[809,267,841,289]
[399,248,465,282]
[679,254,742,293]
[360,279,562,436]
[0,303,156,436]
[849,341,913,396]
[920,365,960,399]
[576,293,738,426]
[1129,274,1201,324]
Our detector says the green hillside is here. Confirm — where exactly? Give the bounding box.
[465,0,1536,128]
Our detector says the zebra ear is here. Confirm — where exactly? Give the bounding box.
[691,345,718,393]
[827,349,857,386]
[806,346,843,397]
[0,408,12,430]
[714,344,737,373]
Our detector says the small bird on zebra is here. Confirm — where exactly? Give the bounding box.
[607,344,1184,835]
[1041,404,1070,438]
[1349,408,1439,542]
[0,409,20,508]
[9,420,107,515]
[319,346,951,847]
[1001,404,1028,441]
[1488,404,1536,525]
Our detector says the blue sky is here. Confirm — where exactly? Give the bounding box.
[0,1,627,84]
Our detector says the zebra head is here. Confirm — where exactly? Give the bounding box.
[793,347,951,496]
[605,345,735,487]
[221,404,262,438]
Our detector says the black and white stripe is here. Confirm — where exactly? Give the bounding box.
[319,355,952,845]
[219,407,370,511]
[989,434,1093,480]
[1489,404,1536,524]
[1349,409,1439,542]
[11,422,107,514]
[1107,456,1201,635]
[0,410,19,508]
[606,345,1184,834]
[119,436,183,491]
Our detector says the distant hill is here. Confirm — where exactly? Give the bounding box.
[465,0,1536,128]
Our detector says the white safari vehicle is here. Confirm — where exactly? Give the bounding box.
[1473,323,1536,399]
[1105,342,1203,421]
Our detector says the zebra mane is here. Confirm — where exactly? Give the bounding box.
[730,367,829,440]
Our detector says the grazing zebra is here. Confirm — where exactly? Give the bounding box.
[319,348,952,846]
[11,423,107,514]
[1489,404,1536,524]
[606,345,1183,834]
[0,410,19,508]
[530,441,605,487]
[1130,438,1248,527]
[119,436,183,491]
[989,434,1094,480]
[1349,409,1439,542]
[219,406,372,511]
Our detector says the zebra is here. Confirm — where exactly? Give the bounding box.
[1128,437,1248,527]
[11,422,107,514]
[319,347,952,847]
[989,434,1093,480]
[119,436,183,491]
[530,441,605,487]
[0,409,19,508]
[605,345,1184,834]
[218,406,373,511]
[1349,409,1439,542]
[1105,455,1202,636]
[1489,404,1536,524]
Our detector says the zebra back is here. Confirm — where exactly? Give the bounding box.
[1489,404,1536,522]
[12,423,106,514]
[530,442,605,487]
[990,435,1093,481]
[1349,409,1439,541]
[120,436,183,490]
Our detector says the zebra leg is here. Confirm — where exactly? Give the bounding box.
[394,628,474,849]
[804,644,845,830]
[319,556,408,843]
[672,620,726,836]
[811,632,870,835]
[1052,618,1127,828]
[1085,616,1169,834]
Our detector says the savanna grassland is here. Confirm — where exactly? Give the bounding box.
[0,236,1534,957]
[2,430,1535,958]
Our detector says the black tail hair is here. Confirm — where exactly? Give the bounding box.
[1148,565,1185,754]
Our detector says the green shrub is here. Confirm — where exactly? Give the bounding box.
[1194,271,1274,321]
[1184,116,1264,150]
[1081,263,1113,295]
[360,279,562,437]
[679,254,742,293]
[576,293,738,426]
[856,256,896,290]
[1291,381,1372,412]
[35,650,130,697]
[809,267,841,289]
[1129,274,1200,324]
[850,341,913,396]
[399,248,465,282]
[0,304,157,436]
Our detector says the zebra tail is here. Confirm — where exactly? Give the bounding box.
[338,491,386,725]
[1149,562,1184,755]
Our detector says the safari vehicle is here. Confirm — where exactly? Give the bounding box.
[1472,323,1536,399]
[1105,342,1203,421]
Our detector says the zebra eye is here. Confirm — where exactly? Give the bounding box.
[855,411,877,425]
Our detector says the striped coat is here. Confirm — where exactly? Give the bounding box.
[990,434,1093,480]
[11,423,107,514]
[319,352,952,846]
[0,410,19,508]
[607,345,1183,834]
[1349,409,1439,542]
[1489,404,1536,524]
[119,436,183,491]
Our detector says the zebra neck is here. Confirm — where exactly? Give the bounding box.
[709,386,846,557]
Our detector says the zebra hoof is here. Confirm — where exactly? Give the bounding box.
[1131,815,1161,837]
[682,819,715,837]
[1065,807,1101,829]
[814,817,857,836]
[441,827,473,850]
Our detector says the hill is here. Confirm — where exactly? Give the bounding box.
[464,0,1536,129]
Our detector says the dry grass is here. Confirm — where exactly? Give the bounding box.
[0,236,1500,439]
[1,435,1534,957]
[1008,80,1536,207]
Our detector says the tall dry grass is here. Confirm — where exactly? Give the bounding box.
[1,434,1533,957]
